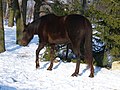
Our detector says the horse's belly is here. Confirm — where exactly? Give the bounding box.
[48,32,70,44]
[48,36,69,44]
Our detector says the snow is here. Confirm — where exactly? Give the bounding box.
[0,25,120,90]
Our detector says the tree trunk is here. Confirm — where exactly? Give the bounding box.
[22,0,27,24]
[0,0,6,52]
[8,0,15,27]
[14,0,24,45]
[81,0,87,15]
[2,0,7,18]
[34,0,42,20]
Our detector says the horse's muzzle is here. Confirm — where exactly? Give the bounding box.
[20,39,28,46]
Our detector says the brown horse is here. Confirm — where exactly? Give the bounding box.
[21,14,94,77]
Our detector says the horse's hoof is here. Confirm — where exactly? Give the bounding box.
[89,73,94,78]
[71,72,78,77]
[47,67,52,71]
[36,65,40,69]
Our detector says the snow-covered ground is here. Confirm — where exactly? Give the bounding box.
[0,25,120,90]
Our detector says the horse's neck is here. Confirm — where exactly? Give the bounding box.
[33,27,38,35]
[32,22,39,35]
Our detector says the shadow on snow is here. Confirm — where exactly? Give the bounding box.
[0,85,16,90]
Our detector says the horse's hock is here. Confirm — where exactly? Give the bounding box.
[112,61,120,70]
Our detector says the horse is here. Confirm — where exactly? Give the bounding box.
[21,14,94,77]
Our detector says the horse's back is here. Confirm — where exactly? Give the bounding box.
[40,14,69,44]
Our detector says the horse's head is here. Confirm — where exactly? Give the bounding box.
[21,23,34,46]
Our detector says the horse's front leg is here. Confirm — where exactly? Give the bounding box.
[47,44,55,70]
[36,43,45,69]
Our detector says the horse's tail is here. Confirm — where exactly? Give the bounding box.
[84,18,94,68]
[84,18,94,77]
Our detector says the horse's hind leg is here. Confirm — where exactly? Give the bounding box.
[84,34,94,77]
[47,44,55,70]
[71,46,81,76]
[36,42,45,69]
[85,54,94,77]
[71,58,80,76]
[66,44,71,62]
